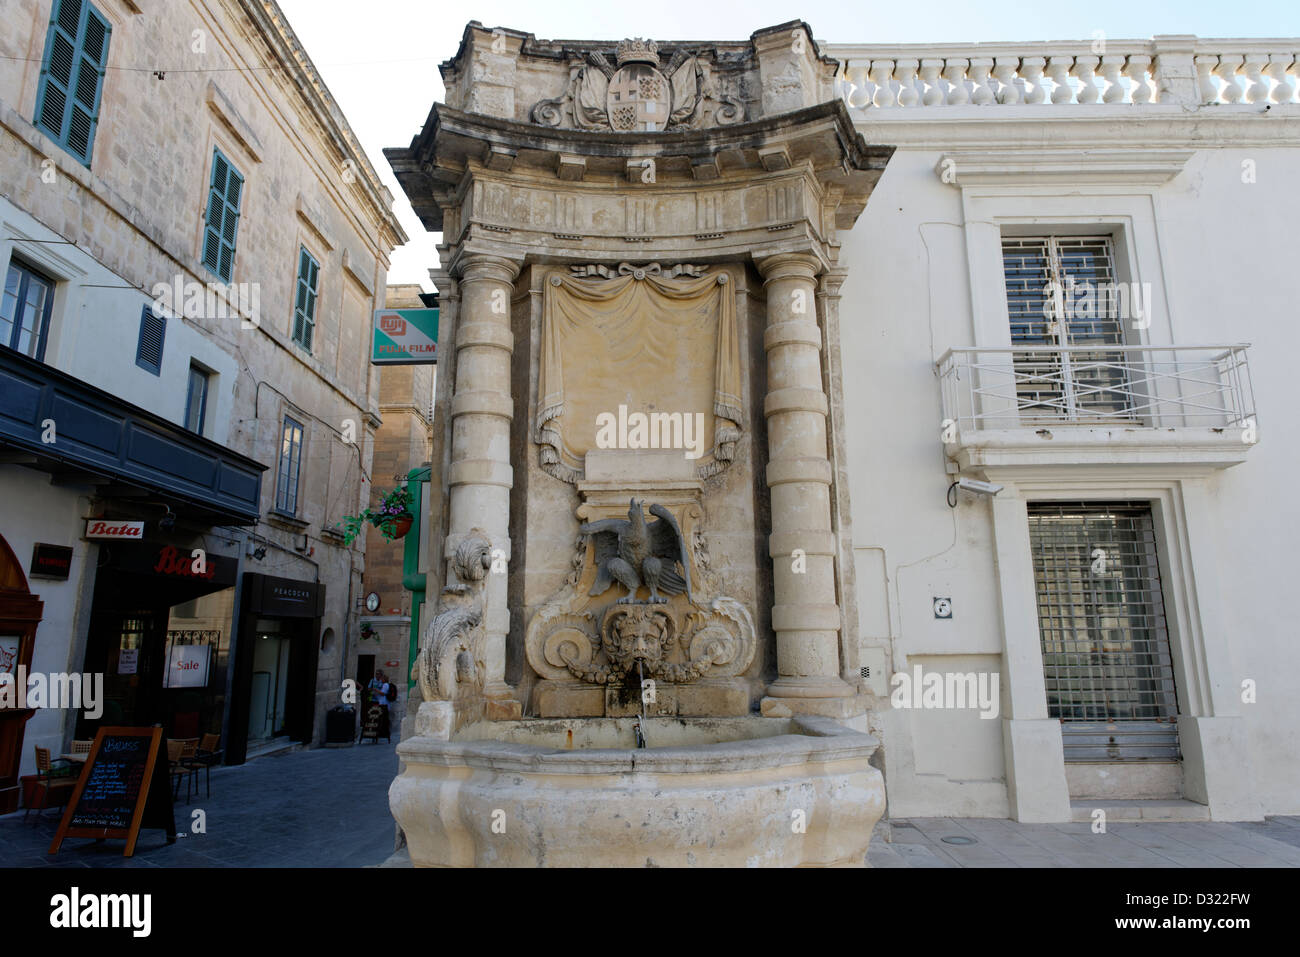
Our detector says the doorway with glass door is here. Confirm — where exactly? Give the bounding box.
[247,620,292,749]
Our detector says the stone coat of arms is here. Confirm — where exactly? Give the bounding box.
[531,38,744,132]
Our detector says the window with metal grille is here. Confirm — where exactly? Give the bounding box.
[1027,502,1180,761]
[135,306,166,375]
[1,259,55,361]
[33,0,110,166]
[202,148,244,282]
[275,416,304,515]
[1002,236,1133,421]
[292,246,319,352]
[184,363,209,434]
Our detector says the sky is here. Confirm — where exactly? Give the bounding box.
[275,0,1300,290]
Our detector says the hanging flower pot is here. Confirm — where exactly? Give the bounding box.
[340,484,416,545]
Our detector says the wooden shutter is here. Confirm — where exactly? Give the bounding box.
[135,307,166,375]
[203,149,243,281]
[35,0,110,166]
[293,247,319,351]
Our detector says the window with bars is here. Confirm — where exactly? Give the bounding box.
[1,259,55,361]
[275,416,304,515]
[34,0,110,167]
[292,246,319,352]
[202,148,244,282]
[1002,236,1134,421]
[1027,502,1180,761]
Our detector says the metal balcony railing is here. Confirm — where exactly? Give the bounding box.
[936,344,1254,433]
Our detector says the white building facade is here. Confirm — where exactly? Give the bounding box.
[827,36,1299,821]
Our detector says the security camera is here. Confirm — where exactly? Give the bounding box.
[956,477,1003,496]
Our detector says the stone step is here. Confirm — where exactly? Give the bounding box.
[1070,799,1210,822]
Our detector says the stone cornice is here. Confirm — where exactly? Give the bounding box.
[853,106,1300,151]
[239,0,407,246]
[938,148,1195,187]
[387,101,893,239]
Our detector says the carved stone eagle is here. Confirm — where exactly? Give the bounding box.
[581,499,693,605]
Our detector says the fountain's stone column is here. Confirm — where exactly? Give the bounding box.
[756,252,859,717]
[448,252,522,718]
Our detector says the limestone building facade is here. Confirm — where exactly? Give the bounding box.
[0,0,404,787]
[357,283,435,702]
[390,21,1300,840]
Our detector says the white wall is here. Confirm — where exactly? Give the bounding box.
[0,468,97,780]
[839,131,1300,817]
[1,197,238,444]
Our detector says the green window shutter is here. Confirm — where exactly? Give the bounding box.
[202,149,243,282]
[34,0,111,167]
[292,246,319,352]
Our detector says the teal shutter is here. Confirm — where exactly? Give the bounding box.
[34,0,111,166]
[202,149,243,282]
[292,246,319,351]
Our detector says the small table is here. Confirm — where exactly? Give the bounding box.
[60,753,89,764]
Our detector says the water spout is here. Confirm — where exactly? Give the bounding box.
[634,660,649,749]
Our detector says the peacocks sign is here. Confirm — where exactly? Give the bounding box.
[372,308,438,365]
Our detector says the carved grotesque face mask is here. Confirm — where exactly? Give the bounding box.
[603,606,672,667]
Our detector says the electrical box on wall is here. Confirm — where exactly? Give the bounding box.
[933,597,952,619]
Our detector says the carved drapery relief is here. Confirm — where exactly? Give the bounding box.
[534,268,743,483]
[530,40,744,133]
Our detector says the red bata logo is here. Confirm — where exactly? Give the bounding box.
[154,545,216,581]
[379,313,407,335]
[85,520,143,539]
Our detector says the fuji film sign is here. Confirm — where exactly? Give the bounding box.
[84,520,145,540]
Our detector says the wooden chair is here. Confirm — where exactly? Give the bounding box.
[70,739,93,754]
[187,733,223,800]
[24,746,76,822]
[167,740,198,804]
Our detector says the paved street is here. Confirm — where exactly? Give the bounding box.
[5,738,1298,867]
[869,815,1300,868]
[1,739,402,868]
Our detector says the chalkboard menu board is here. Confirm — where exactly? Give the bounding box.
[48,727,174,858]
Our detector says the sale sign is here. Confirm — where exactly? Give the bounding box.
[162,643,210,688]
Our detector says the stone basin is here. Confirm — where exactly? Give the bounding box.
[390,714,885,867]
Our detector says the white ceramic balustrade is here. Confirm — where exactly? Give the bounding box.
[824,38,1300,108]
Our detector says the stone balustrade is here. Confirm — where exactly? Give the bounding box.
[823,37,1300,109]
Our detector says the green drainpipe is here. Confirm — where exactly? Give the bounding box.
[402,466,431,691]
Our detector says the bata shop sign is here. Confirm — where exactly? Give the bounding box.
[107,543,238,587]
[84,520,145,540]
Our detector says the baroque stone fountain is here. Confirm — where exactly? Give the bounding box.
[385,20,895,867]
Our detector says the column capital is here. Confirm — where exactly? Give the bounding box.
[754,251,823,283]
[455,253,523,284]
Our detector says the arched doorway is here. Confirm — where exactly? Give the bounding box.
[0,533,44,813]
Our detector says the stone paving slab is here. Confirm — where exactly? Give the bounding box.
[3,739,1296,868]
[0,738,402,868]
[876,815,1300,868]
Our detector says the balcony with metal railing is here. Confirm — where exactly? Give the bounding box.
[936,344,1257,473]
